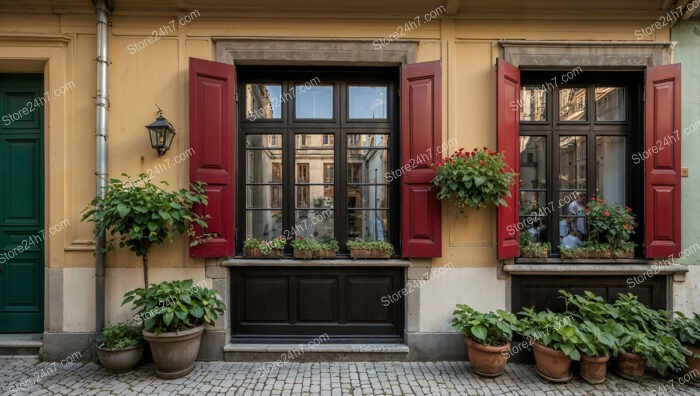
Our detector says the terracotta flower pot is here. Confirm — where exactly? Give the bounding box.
[143,324,205,379]
[531,342,572,382]
[464,338,510,377]
[97,343,144,373]
[293,249,314,259]
[244,247,283,258]
[684,345,700,379]
[615,351,647,380]
[349,248,391,259]
[580,354,609,384]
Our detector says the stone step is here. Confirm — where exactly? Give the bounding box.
[224,343,409,362]
[0,334,43,356]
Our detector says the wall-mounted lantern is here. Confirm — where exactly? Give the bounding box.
[145,104,175,157]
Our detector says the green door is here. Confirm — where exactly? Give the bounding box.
[0,74,44,332]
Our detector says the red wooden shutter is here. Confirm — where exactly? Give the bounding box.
[400,61,442,258]
[188,58,235,258]
[645,63,681,258]
[496,59,520,260]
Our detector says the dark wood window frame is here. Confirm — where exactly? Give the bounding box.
[518,71,644,257]
[236,67,400,256]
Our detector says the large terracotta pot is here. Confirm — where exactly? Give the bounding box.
[615,351,647,380]
[580,354,609,384]
[531,342,572,382]
[97,343,144,373]
[464,338,511,377]
[143,324,205,379]
[684,345,700,379]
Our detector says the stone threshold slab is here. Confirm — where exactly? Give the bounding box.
[503,264,689,276]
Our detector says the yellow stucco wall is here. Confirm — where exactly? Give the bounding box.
[0,10,672,278]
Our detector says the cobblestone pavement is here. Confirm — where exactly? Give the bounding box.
[1,357,698,396]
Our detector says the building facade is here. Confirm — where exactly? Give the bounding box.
[0,0,696,361]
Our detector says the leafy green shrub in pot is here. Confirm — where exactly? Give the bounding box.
[97,323,144,373]
[290,237,339,259]
[122,279,226,379]
[450,304,519,377]
[518,308,583,382]
[614,293,689,378]
[576,320,622,384]
[672,312,700,378]
[82,174,210,287]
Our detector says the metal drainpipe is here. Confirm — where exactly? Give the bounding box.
[94,0,110,343]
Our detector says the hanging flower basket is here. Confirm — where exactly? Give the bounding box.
[432,147,516,211]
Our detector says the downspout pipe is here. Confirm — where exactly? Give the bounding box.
[94,0,111,343]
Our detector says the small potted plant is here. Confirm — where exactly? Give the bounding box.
[432,147,516,211]
[450,304,519,377]
[97,323,144,373]
[518,308,583,382]
[122,279,226,379]
[573,246,589,259]
[290,237,339,259]
[577,320,621,384]
[315,238,339,258]
[346,239,394,259]
[671,312,700,381]
[614,293,689,379]
[585,198,638,258]
[244,236,285,258]
[613,241,635,259]
[519,232,536,258]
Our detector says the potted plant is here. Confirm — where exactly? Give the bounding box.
[450,304,519,377]
[81,173,210,287]
[614,293,689,379]
[290,237,339,259]
[346,239,394,259]
[560,246,576,259]
[315,238,339,258]
[243,236,285,258]
[585,198,638,257]
[432,147,516,211]
[97,323,144,373]
[518,308,583,382]
[519,232,550,259]
[122,279,226,379]
[672,312,700,380]
[559,290,624,384]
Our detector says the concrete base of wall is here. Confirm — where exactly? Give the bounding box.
[42,332,95,362]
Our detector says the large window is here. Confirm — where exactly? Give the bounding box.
[237,67,399,255]
[518,72,643,256]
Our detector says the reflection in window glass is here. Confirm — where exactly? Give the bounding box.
[245,84,281,120]
[519,191,547,243]
[347,134,389,241]
[559,136,587,190]
[520,86,547,122]
[596,136,626,206]
[595,87,626,121]
[520,136,546,189]
[348,86,388,119]
[245,210,282,241]
[295,85,333,119]
[559,88,587,121]
[294,210,335,240]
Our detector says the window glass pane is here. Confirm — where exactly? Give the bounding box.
[595,87,626,121]
[246,185,282,209]
[245,210,283,241]
[348,186,389,209]
[519,136,546,189]
[348,86,388,119]
[519,191,548,243]
[520,86,547,122]
[596,136,626,206]
[559,88,587,121]
[294,209,335,240]
[559,192,587,239]
[295,85,333,119]
[295,135,335,211]
[347,134,389,148]
[559,136,586,190]
[245,84,281,120]
[347,210,388,241]
[245,152,282,184]
[246,134,282,149]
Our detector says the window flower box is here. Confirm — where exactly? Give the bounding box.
[243,236,286,258]
[244,247,283,258]
[290,237,339,260]
[346,240,394,259]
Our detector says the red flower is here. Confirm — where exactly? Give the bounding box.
[599,199,605,203]
[591,197,596,201]
[483,146,488,151]
[298,236,304,240]
[604,211,610,216]
[480,160,486,166]
[626,206,632,211]
[584,208,590,212]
